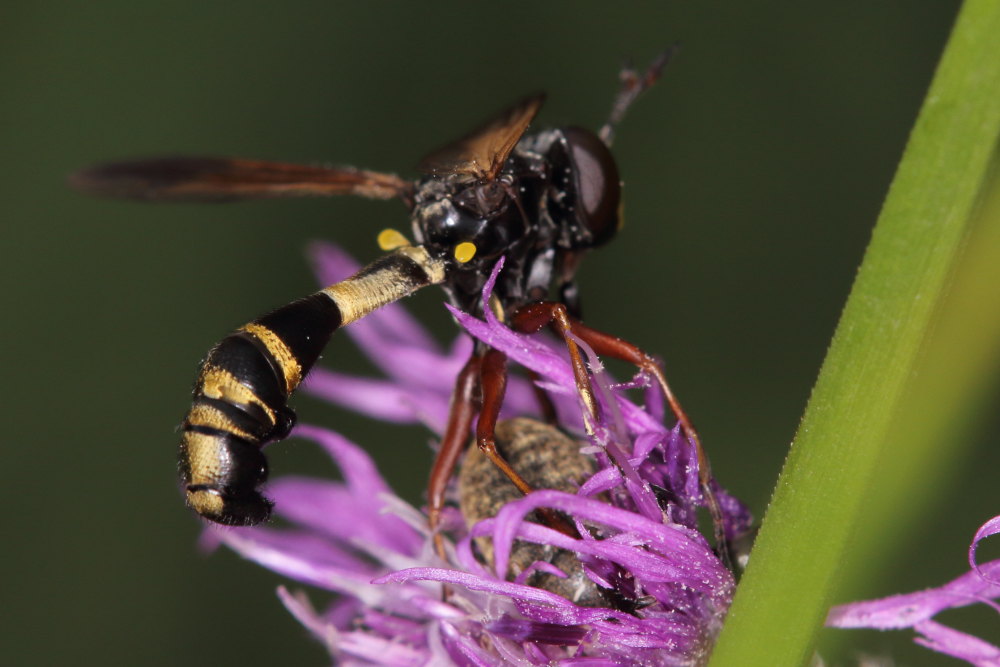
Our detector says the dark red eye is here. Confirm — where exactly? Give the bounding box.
[548,127,621,248]
[562,127,620,247]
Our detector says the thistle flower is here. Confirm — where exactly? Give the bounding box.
[203,243,751,665]
[827,516,1000,665]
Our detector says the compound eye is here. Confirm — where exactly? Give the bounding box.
[563,127,621,247]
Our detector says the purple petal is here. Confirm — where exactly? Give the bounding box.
[218,526,378,592]
[487,490,732,598]
[912,620,1000,666]
[972,515,1000,583]
[486,616,588,645]
[827,560,1000,629]
[292,424,392,497]
[268,476,421,556]
[227,524,459,623]
[437,622,504,667]
[375,567,580,609]
[448,302,579,397]
[339,629,428,667]
[358,608,428,644]
[829,517,1000,665]
[277,587,341,654]
[304,368,450,426]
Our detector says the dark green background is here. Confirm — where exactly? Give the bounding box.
[5,2,997,665]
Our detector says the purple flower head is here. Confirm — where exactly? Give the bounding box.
[203,243,751,665]
[827,516,1000,665]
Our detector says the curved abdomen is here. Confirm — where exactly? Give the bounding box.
[179,293,340,525]
[178,247,446,525]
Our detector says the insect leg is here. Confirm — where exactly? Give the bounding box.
[425,350,524,526]
[181,246,446,526]
[570,320,732,565]
[512,301,730,561]
[474,350,525,491]
[563,319,709,478]
[511,302,600,434]
[428,351,482,557]
[477,349,581,540]
[427,346,576,560]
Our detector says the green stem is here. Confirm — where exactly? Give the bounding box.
[708,1,1000,664]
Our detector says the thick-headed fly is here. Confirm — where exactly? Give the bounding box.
[72,51,726,557]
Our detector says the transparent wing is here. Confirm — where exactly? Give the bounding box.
[70,157,411,202]
[418,93,545,180]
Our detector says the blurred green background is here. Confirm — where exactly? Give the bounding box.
[4,2,997,665]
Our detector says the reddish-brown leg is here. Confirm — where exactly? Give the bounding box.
[475,349,532,495]
[569,319,729,559]
[571,321,710,477]
[513,301,730,562]
[476,347,581,540]
[429,348,577,561]
[511,302,599,434]
[428,352,481,558]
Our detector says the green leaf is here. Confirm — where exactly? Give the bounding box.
[709,1,1000,664]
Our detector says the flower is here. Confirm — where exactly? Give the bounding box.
[827,516,1000,665]
[203,243,752,665]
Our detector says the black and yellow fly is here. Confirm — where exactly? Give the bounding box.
[73,53,724,554]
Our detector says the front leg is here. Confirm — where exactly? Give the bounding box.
[511,302,600,434]
[511,301,729,562]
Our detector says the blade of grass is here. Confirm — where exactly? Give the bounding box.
[709,1,1000,664]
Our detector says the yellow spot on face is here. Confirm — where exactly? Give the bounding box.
[241,323,302,393]
[454,242,477,263]
[377,228,410,251]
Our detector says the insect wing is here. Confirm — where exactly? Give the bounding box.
[70,157,411,202]
[418,94,545,180]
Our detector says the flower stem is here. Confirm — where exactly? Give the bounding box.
[709,1,1000,664]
